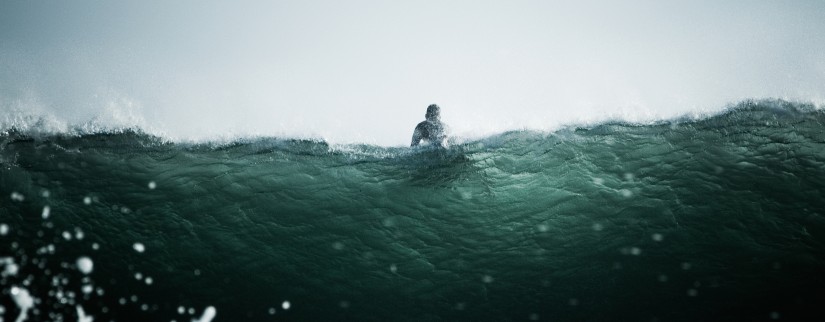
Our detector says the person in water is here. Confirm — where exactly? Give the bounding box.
[411,104,448,147]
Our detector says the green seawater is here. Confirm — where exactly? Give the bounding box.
[1,100,825,321]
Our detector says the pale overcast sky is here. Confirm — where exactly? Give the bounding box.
[2,0,824,145]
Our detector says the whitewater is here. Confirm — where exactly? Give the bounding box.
[1,99,824,321]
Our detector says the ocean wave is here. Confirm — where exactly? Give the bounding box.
[2,98,822,150]
[2,98,824,321]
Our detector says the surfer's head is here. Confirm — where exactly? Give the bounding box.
[425,104,440,121]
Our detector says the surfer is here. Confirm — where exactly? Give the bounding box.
[411,104,448,147]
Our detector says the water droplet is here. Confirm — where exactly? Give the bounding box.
[133,243,145,253]
[76,257,93,274]
[282,301,291,310]
[10,192,25,202]
[148,181,157,189]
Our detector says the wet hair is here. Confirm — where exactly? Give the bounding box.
[425,104,440,120]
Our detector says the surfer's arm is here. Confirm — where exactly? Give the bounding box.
[410,126,422,147]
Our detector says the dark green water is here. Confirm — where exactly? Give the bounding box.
[1,100,824,321]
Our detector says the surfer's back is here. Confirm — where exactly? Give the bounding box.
[412,120,446,147]
[411,104,448,147]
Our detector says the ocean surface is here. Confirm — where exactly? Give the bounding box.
[1,99,824,321]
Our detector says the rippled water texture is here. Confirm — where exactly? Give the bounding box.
[1,100,824,321]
